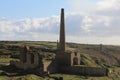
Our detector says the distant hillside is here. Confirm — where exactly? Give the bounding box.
[0,41,120,67]
[67,43,120,67]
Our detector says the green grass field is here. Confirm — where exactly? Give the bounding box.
[0,41,120,80]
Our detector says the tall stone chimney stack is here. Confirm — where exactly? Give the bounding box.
[58,8,65,53]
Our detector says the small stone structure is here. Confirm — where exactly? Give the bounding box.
[55,52,80,67]
[10,45,43,75]
[10,8,108,76]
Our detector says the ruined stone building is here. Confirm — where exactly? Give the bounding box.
[10,45,43,75]
[10,8,108,76]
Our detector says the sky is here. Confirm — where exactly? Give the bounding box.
[0,0,120,45]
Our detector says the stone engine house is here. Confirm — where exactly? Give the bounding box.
[10,8,108,76]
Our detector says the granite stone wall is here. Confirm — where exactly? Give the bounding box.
[60,66,108,76]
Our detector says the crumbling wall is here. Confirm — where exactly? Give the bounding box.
[71,52,80,66]
[60,66,108,76]
[10,52,41,70]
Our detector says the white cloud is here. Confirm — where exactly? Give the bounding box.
[67,36,120,45]
[68,0,120,45]
[81,15,115,36]
[95,0,120,16]
[0,0,120,45]
[97,0,120,11]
